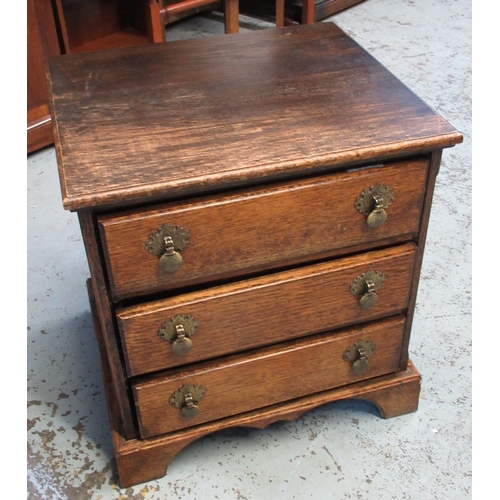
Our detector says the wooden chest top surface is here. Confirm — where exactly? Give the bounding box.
[47,23,462,211]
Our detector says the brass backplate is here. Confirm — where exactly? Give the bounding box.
[355,184,394,216]
[169,384,207,409]
[158,314,199,343]
[145,224,190,257]
[343,340,376,363]
[350,271,385,297]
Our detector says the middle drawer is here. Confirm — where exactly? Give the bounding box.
[117,243,416,377]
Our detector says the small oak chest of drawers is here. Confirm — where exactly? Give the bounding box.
[47,23,462,487]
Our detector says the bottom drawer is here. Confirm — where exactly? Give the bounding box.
[133,316,405,438]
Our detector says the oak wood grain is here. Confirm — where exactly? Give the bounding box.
[133,316,405,437]
[99,159,427,300]
[118,244,416,376]
[46,23,462,211]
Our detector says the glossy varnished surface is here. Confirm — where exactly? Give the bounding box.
[47,22,462,211]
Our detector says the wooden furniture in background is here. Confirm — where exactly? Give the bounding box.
[52,0,150,54]
[145,0,289,42]
[146,0,226,42]
[47,23,462,487]
[146,0,223,43]
[240,0,366,25]
[27,0,151,154]
[27,0,62,153]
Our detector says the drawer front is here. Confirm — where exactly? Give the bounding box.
[99,159,427,300]
[133,316,405,438]
[118,244,416,377]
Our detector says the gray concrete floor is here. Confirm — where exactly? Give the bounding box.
[27,0,471,498]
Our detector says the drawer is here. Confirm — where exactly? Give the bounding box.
[118,244,416,377]
[99,159,428,300]
[133,315,406,438]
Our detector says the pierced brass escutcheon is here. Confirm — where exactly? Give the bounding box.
[350,271,385,310]
[158,314,199,356]
[343,340,376,375]
[169,384,206,419]
[355,184,394,228]
[145,224,190,273]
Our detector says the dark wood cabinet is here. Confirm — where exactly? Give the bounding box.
[46,23,462,487]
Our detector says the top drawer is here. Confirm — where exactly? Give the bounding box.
[99,158,428,300]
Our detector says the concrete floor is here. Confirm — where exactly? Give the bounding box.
[27,0,471,498]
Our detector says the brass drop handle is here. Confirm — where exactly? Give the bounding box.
[169,384,206,419]
[350,271,385,310]
[352,346,369,375]
[360,278,378,309]
[180,392,200,419]
[172,324,193,355]
[343,340,376,375]
[368,194,387,228]
[355,184,394,228]
[160,236,183,273]
[158,314,199,356]
[145,224,190,273]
